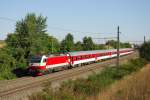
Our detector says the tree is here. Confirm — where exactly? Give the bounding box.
[106,40,117,49]
[74,41,83,51]
[47,36,60,53]
[122,42,131,48]
[82,36,95,50]
[61,33,74,52]
[106,40,131,49]
[139,41,150,61]
[94,44,105,50]
[5,13,49,68]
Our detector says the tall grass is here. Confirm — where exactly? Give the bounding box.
[28,58,147,100]
[97,64,150,100]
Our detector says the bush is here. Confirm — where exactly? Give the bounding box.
[0,48,16,80]
[139,41,150,61]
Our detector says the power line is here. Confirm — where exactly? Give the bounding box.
[92,37,117,40]
[0,17,16,22]
[48,26,113,34]
[0,17,117,35]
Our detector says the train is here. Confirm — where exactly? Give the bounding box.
[28,48,134,76]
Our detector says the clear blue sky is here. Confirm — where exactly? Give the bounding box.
[0,0,150,44]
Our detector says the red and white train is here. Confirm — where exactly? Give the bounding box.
[28,48,134,76]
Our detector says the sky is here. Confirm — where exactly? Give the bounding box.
[0,0,150,44]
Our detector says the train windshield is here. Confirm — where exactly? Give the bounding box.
[30,56,42,63]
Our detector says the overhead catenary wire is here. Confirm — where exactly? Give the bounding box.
[0,17,16,22]
[1,17,143,44]
[0,17,117,35]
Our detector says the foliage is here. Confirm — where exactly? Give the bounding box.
[61,33,74,52]
[94,44,106,50]
[139,41,150,61]
[5,13,49,68]
[0,48,16,80]
[82,36,95,50]
[0,13,61,80]
[106,40,131,49]
[47,36,60,53]
[74,41,83,51]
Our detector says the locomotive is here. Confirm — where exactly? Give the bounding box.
[28,48,134,76]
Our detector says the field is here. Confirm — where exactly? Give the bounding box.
[0,40,6,48]
[94,64,150,100]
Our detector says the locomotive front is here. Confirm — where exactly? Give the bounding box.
[28,55,47,76]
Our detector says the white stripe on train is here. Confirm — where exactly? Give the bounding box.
[46,62,69,69]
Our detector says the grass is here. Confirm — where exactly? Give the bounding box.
[28,58,147,100]
[96,64,150,100]
[0,40,6,48]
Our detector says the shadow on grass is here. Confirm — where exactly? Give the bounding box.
[12,68,29,77]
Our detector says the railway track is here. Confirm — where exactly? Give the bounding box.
[0,52,138,100]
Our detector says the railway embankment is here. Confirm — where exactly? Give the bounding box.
[0,52,137,100]
[29,56,147,100]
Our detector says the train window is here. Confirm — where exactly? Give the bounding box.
[44,59,47,62]
[72,57,75,60]
[76,56,79,60]
[76,57,78,60]
[75,57,77,61]
[82,56,85,59]
[77,56,81,60]
[89,55,91,57]
[87,55,89,58]
[30,56,42,63]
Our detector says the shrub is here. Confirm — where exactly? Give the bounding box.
[0,48,16,80]
[139,41,150,61]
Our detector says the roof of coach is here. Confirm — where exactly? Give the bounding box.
[68,48,132,56]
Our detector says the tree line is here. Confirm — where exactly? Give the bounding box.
[0,13,132,80]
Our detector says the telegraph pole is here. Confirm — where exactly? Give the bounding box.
[144,36,146,43]
[117,26,120,67]
[51,38,53,54]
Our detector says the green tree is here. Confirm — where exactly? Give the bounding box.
[139,41,150,61]
[106,40,117,49]
[122,42,131,48]
[6,13,49,68]
[95,44,105,50]
[82,36,95,50]
[47,36,60,53]
[61,33,74,52]
[74,41,83,51]
[106,40,131,49]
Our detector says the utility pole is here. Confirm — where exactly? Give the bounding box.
[51,38,53,54]
[117,26,120,67]
[144,36,146,43]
